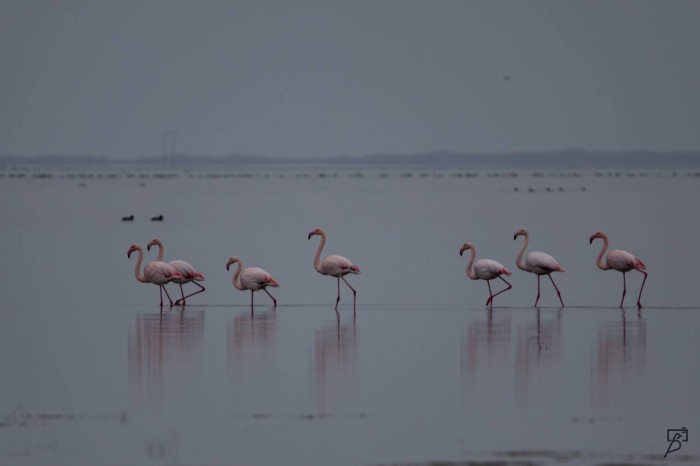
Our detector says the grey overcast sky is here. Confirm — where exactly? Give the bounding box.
[1,1,699,158]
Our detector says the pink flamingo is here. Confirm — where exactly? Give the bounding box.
[308,227,361,313]
[147,238,205,306]
[226,256,279,310]
[127,243,182,307]
[514,228,564,307]
[590,231,648,308]
[460,242,512,308]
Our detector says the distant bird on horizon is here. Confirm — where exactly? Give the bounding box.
[151,215,164,221]
[308,227,360,314]
[590,231,648,308]
[226,256,279,310]
[127,243,181,307]
[460,242,512,308]
[147,238,205,305]
[514,228,564,307]
[122,215,134,221]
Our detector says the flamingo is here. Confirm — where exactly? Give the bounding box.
[514,228,564,307]
[147,238,206,305]
[127,243,182,307]
[460,242,512,308]
[308,227,361,313]
[226,256,279,310]
[590,231,648,308]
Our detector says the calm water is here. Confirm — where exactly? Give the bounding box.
[0,166,698,465]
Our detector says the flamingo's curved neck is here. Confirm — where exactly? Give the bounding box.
[313,232,326,273]
[153,242,164,262]
[231,259,245,290]
[465,247,477,280]
[132,248,147,283]
[595,234,610,270]
[515,234,529,271]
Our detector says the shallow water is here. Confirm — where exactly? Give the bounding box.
[0,167,698,465]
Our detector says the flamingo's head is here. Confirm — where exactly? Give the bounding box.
[146,238,162,251]
[459,242,474,256]
[589,231,605,244]
[127,243,140,258]
[513,228,528,240]
[226,256,240,271]
[307,227,324,240]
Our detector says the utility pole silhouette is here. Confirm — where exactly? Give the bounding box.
[161,130,178,166]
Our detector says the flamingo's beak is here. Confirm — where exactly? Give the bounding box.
[589,235,595,244]
[459,248,464,256]
[226,263,230,271]
[127,251,131,258]
[513,234,517,240]
[307,232,313,240]
[147,244,151,251]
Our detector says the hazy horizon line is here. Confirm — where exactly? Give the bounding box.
[2,149,700,168]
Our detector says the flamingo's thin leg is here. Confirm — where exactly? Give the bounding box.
[341,276,356,315]
[159,286,164,307]
[176,282,206,305]
[489,276,512,306]
[620,272,627,308]
[263,288,277,307]
[335,277,341,311]
[161,286,174,306]
[486,281,493,307]
[173,284,186,306]
[534,275,541,307]
[636,269,647,308]
[548,274,564,307]
[250,290,254,311]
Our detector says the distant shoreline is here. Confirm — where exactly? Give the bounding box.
[2,150,700,169]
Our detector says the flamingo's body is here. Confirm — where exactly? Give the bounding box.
[460,242,512,308]
[147,239,205,305]
[590,231,647,308]
[308,227,360,313]
[514,228,564,306]
[127,243,182,307]
[226,256,279,309]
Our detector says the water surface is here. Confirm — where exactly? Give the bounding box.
[0,167,698,465]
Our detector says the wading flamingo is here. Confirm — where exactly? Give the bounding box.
[308,227,361,313]
[514,228,564,307]
[460,242,512,308]
[127,244,182,307]
[226,256,279,310]
[147,238,205,305]
[589,231,647,308]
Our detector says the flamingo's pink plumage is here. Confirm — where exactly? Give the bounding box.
[226,256,279,310]
[460,241,512,308]
[147,238,206,305]
[514,228,565,307]
[590,231,648,308]
[127,243,182,307]
[308,227,360,313]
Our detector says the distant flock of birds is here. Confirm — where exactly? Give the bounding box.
[127,228,648,312]
[122,214,163,222]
